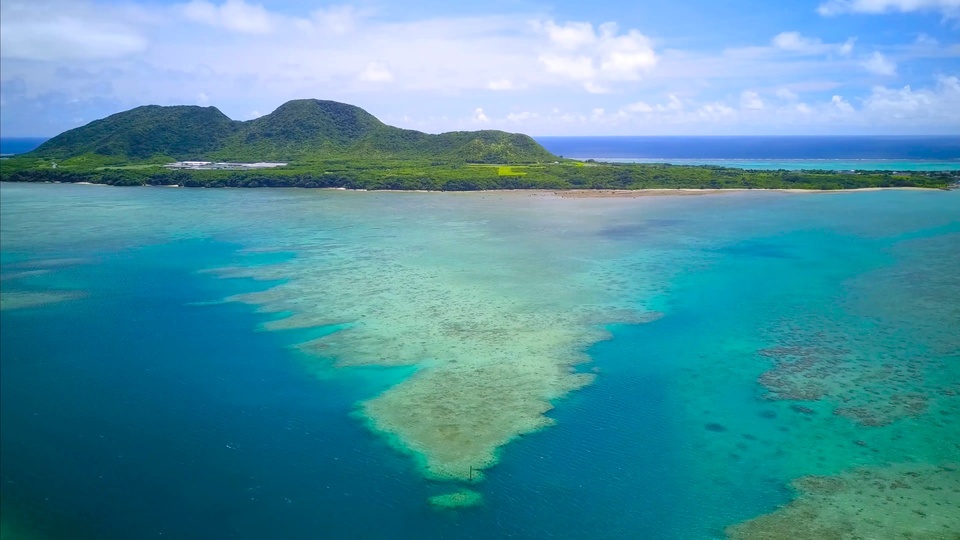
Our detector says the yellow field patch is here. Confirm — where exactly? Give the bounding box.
[497,166,527,176]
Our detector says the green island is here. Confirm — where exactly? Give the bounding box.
[1,99,956,190]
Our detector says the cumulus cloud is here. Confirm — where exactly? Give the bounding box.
[861,51,897,75]
[0,1,147,60]
[473,107,490,123]
[358,62,393,82]
[817,0,960,17]
[740,91,765,110]
[536,20,657,92]
[539,20,596,49]
[830,94,855,113]
[463,75,960,134]
[863,75,960,122]
[1,0,956,136]
[181,0,277,34]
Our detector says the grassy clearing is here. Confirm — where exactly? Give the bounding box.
[497,166,528,176]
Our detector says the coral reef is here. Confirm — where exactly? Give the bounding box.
[428,489,483,509]
[728,463,960,539]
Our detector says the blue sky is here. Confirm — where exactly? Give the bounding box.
[1,0,958,136]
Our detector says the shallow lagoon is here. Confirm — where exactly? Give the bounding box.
[1,184,958,538]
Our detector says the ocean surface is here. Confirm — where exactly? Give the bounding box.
[1,183,957,539]
[535,136,960,171]
[0,138,48,156]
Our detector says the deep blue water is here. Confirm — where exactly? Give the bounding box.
[0,138,47,155]
[535,136,960,160]
[0,242,445,539]
[1,238,780,539]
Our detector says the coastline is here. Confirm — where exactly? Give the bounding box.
[538,186,946,198]
[3,182,950,196]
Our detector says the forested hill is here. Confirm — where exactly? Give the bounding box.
[29,99,558,164]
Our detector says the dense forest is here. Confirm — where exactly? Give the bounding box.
[2,158,955,190]
[25,99,556,164]
[3,98,956,191]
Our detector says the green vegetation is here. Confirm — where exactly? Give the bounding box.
[3,158,955,190]
[28,99,555,164]
[2,98,956,190]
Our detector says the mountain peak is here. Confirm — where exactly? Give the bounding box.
[31,99,557,163]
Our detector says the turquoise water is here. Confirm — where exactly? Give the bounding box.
[584,158,960,171]
[1,184,958,538]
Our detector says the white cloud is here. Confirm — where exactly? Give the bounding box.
[831,94,855,113]
[595,23,658,79]
[536,20,657,92]
[181,0,276,34]
[776,88,799,100]
[583,81,610,94]
[304,5,365,35]
[1,0,956,137]
[473,107,490,123]
[661,94,684,111]
[863,75,960,122]
[861,51,897,75]
[0,1,147,60]
[459,75,960,134]
[358,62,393,82]
[506,111,538,122]
[624,101,654,113]
[771,31,855,56]
[817,0,960,17]
[773,31,821,52]
[740,91,765,110]
[839,37,857,55]
[538,20,596,49]
[697,102,736,119]
[539,54,595,80]
[487,79,519,90]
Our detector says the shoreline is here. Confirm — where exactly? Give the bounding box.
[1,181,954,196]
[538,186,946,198]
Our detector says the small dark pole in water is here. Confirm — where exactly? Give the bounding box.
[469,466,473,481]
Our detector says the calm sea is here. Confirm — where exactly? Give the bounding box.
[535,136,960,171]
[0,138,48,156]
[2,184,957,539]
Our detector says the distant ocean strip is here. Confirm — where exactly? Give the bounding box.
[574,158,960,172]
[536,136,960,172]
[0,138,48,156]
